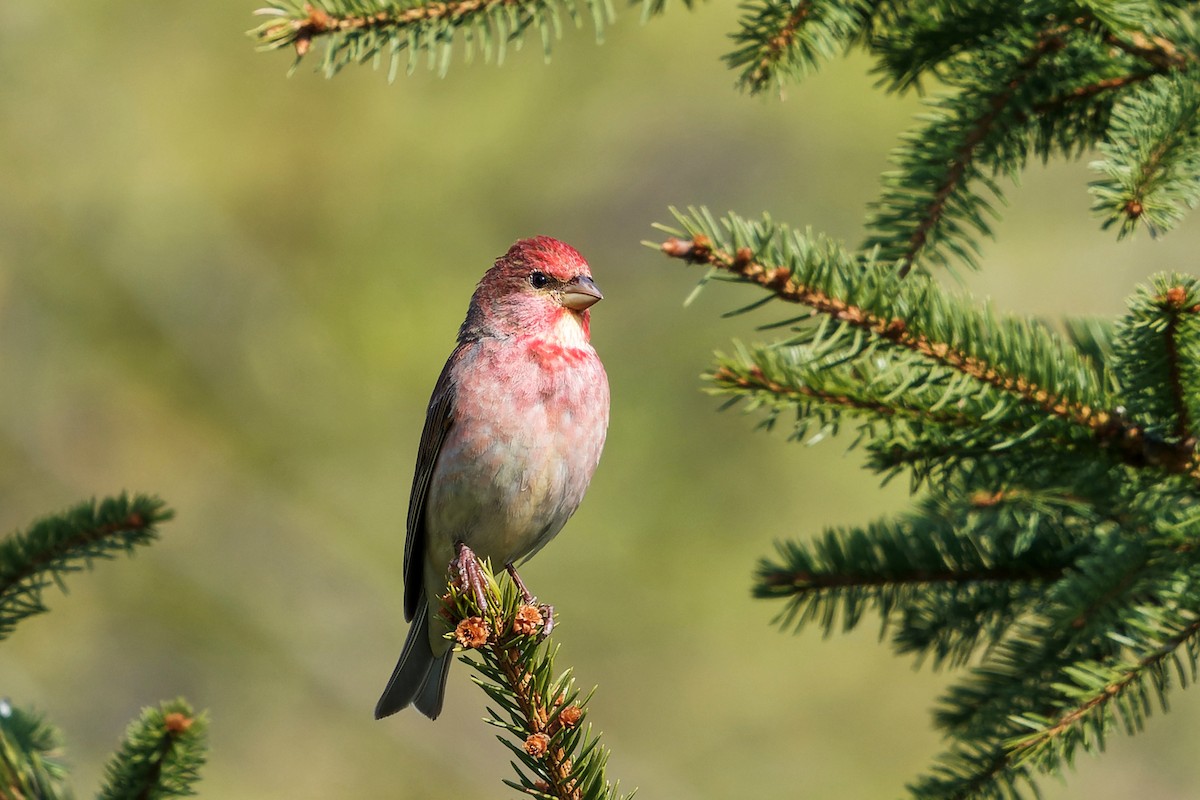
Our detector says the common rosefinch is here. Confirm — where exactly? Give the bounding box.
[375,236,610,720]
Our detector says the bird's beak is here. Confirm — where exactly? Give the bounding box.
[561,276,603,311]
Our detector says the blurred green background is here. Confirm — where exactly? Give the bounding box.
[2,3,1200,798]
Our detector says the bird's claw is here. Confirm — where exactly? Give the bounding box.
[454,542,490,612]
[505,564,554,636]
[506,563,537,605]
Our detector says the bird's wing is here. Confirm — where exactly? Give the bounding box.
[403,348,460,621]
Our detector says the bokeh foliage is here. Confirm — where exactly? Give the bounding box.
[5,1,1200,799]
[0,498,205,799]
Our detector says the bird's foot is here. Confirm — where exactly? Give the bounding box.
[506,564,554,636]
[538,603,555,636]
[506,563,537,604]
[453,542,490,612]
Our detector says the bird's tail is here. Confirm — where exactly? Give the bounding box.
[374,598,452,720]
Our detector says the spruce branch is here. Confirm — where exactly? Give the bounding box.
[725,0,874,95]
[654,205,1200,796]
[903,524,1200,800]
[1162,286,1196,442]
[440,560,631,800]
[0,703,69,800]
[1102,28,1194,73]
[96,700,206,800]
[708,343,1124,480]
[756,490,1088,667]
[708,350,1004,436]
[1113,276,1200,472]
[251,0,614,79]
[1030,71,1153,115]
[655,212,1113,431]
[1010,607,1200,767]
[869,1,1029,93]
[866,22,1071,276]
[655,212,1200,481]
[853,5,1198,273]
[1090,70,1200,237]
[0,494,172,641]
[911,566,1200,799]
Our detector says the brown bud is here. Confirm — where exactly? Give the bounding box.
[513,604,544,636]
[764,266,791,289]
[454,616,490,648]
[558,705,583,728]
[163,712,193,734]
[1126,200,1144,218]
[303,3,334,28]
[1165,286,1187,308]
[524,732,551,758]
[660,237,693,258]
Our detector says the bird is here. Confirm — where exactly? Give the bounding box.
[375,236,610,720]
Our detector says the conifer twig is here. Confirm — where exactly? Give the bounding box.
[0,703,69,800]
[711,363,971,424]
[661,234,1200,479]
[661,235,1105,430]
[256,0,525,58]
[1161,285,1195,442]
[0,494,172,640]
[711,360,1106,450]
[893,26,1067,277]
[1028,72,1155,117]
[749,2,812,89]
[251,0,613,78]
[96,700,206,800]
[1010,612,1200,762]
[1103,30,1193,72]
[758,562,1066,592]
[441,559,630,800]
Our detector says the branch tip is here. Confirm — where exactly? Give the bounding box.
[455,616,490,648]
[513,604,544,636]
[163,713,194,735]
[660,235,711,263]
[558,705,583,728]
[524,732,552,758]
[1163,285,1188,309]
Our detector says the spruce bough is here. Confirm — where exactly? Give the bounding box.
[655,213,1200,799]
[0,496,209,799]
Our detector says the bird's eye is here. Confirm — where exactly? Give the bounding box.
[529,270,550,289]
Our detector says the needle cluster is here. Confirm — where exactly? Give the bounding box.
[250,0,620,79]
[0,496,207,799]
[656,209,1200,799]
[441,560,631,800]
[0,494,172,641]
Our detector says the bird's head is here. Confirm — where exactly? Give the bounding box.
[460,236,603,343]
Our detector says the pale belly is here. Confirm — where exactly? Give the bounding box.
[422,336,608,586]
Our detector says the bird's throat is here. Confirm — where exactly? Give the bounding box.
[548,307,591,347]
[522,308,593,364]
